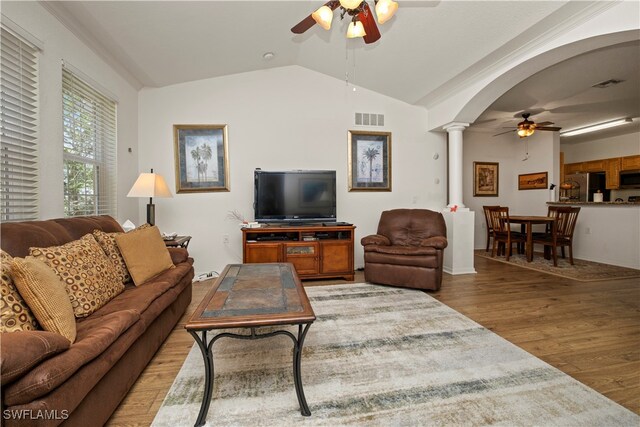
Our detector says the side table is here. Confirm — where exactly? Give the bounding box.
[164,235,192,249]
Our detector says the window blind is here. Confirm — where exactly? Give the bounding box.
[62,65,117,217]
[0,26,39,222]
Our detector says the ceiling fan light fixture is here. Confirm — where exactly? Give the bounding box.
[560,118,633,137]
[346,20,366,38]
[312,5,334,30]
[340,0,363,10]
[517,128,535,138]
[375,0,398,24]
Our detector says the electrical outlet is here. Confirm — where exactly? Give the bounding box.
[223,234,229,244]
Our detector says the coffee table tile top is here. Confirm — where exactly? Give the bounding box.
[189,263,314,330]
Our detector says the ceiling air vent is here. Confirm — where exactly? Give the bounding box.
[592,79,624,89]
[355,113,385,126]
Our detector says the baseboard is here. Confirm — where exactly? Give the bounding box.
[443,267,477,275]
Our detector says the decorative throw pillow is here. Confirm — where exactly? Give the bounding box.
[30,234,124,318]
[0,250,40,333]
[91,223,153,284]
[10,257,76,343]
[115,225,175,286]
[92,230,132,284]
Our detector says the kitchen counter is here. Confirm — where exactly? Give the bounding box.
[548,201,640,206]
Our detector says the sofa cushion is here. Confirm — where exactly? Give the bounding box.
[30,234,124,318]
[82,261,193,320]
[116,226,174,286]
[167,247,189,265]
[1,250,39,332]
[1,331,71,386]
[3,309,140,406]
[10,257,77,343]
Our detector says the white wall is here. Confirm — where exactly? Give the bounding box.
[561,131,640,163]
[2,2,140,222]
[463,130,559,249]
[139,66,446,275]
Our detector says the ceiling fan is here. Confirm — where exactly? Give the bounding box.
[493,113,561,138]
[291,0,398,44]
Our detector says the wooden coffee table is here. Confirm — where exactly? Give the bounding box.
[185,263,316,427]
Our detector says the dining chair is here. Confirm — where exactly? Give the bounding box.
[532,206,581,266]
[488,207,526,261]
[482,205,500,252]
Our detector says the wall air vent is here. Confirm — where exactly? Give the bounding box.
[355,113,385,127]
[592,79,624,88]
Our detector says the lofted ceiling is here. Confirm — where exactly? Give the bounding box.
[39,1,640,139]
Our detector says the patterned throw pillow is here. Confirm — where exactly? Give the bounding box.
[30,234,124,318]
[92,230,132,284]
[0,250,40,332]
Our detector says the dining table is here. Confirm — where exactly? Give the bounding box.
[509,215,556,262]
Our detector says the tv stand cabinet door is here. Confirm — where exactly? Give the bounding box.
[284,243,319,276]
[244,243,282,264]
[320,241,353,277]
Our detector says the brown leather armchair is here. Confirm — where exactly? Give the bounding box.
[361,209,448,291]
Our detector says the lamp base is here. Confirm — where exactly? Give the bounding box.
[147,203,155,226]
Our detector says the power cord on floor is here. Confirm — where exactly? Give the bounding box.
[193,271,219,282]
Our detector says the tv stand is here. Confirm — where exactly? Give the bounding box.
[242,224,356,281]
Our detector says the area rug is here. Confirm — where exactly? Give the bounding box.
[152,283,638,426]
[475,249,640,282]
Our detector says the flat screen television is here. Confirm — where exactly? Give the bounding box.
[254,170,336,224]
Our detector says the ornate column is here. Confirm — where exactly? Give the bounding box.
[442,122,468,210]
[441,122,475,275]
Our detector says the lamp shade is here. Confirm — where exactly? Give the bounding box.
[340,0,362,9]
[346,21,366,38]
[312,5,333,30]
[127,172,173,198]
[375,0,398,24]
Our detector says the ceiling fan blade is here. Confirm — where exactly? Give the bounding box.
[291,1,339,34]
[537,126,562,131]
[493,130,516,137]
[359,3,381,44]
[536,121,555,126]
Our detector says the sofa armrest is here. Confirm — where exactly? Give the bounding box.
[419,236,448,250]
[167,247,189,265]
[361,234,391,246]
[1,331,70,386]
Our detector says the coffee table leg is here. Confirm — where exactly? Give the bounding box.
[293,323,312,416]
[189,330,214,427]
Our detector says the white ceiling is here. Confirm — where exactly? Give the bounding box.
[42,1,640,140]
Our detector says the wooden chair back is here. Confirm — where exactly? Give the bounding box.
[488,206,511,234]
[483,205,500,232]
[553,207,581,239]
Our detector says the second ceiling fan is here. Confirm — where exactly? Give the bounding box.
[494,113,561,138]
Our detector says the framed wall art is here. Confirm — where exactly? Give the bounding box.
[173,124,229,193]
[473,162,499,197]
[518,171,548,190]
[348,130,392,191]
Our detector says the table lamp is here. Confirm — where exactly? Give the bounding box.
[127,169,173,225]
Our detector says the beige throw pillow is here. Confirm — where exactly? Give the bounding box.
[115,225,175,286]
[10,257,76,343]
[1,250,40,333]
[30,234,124,318]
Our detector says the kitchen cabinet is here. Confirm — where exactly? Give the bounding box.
[564,162,584,175]
[605,158,621,189]
[621,155,640,171]
[582,159,606,172]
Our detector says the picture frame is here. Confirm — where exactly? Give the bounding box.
[348,130,392,191]
[473,162,499,197]
[173,124,229,193]
[518,171,548,190]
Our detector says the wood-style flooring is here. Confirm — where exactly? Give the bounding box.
[106,255,639,426]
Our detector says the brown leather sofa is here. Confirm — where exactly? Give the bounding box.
[361,209,448,291]
[0,216,194,427]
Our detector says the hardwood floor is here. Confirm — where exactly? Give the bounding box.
[107,256,640,425]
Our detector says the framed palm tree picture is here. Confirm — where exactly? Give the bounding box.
[173,124,229,193]
[348,130,392,191]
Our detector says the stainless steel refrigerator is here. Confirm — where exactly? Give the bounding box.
[564,172,610,202]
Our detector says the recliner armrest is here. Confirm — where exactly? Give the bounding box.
[419,236,448,249]
[361,234,391,246]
